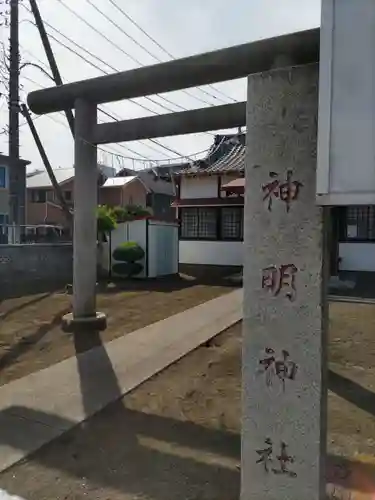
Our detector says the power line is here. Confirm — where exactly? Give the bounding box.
[97,107,174,159]
[52,0,188,113]
[105,0,238,104]
[20,21,189,159]
[52,0,241,119]
[21,74,210,164]
[20,7,217,141]
[19,100,148,164]
[21,19,176,116]
[97,107,194,160]
[85,0,160,65]
[23,76,165,160]
[20,45,50,71]
[20,12,211,159]
[20,29,209,160]
[31,109,206,168]
[83,0,228,108]
[55,0,215,108]
[19,7,214,163]
[21,74,153,159]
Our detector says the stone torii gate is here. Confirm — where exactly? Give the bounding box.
[27,26,320,333]
[27,0,375,495]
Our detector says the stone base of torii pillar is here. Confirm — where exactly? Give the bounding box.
[241,63,329,500]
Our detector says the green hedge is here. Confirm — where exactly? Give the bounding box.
[112,241,145,263]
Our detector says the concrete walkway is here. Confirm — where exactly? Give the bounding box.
[0,289,242,473]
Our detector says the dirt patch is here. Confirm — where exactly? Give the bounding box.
[0,276,236,386]
[1,302,375,499]
[329,301,375,369]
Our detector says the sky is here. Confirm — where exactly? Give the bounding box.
[0,0,321,174]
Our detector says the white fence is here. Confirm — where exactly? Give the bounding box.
[100,218,179,278]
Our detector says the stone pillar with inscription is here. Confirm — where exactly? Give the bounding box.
[242,63,328,500]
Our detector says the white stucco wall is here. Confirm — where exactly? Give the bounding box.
[180,176,218,199]
[339,242,375,271]
[179,240,243,266]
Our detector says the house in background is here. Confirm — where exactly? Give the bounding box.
[171,131,375,274]
[26,163,176,232]
[99,175,150,208]
[26,164,115,229]
[116,167,176,220]
[173,133,245,268]
[334,206,375,272]
[0,153,30,230]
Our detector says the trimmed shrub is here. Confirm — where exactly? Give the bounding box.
[112,241,145,263]
[112,262,143,277]
[112,241,144,278]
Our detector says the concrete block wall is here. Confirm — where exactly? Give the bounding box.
[0,244,73,299]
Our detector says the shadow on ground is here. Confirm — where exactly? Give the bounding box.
[0,293,52,321]
[0,306,71,373]
[0,281,66,301]
[99,266,241,295]
[0,403,240,500]
[329,369,375,418]
[0,324,240,500]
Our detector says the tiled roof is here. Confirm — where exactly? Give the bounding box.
[176,133,246,175]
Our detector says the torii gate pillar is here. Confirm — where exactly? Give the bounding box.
[62,99,107,332]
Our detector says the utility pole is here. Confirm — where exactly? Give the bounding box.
[20,104,73,226]
[8,0,25,229]
[29,0,75,135]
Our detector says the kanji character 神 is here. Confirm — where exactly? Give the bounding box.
[262,170,303,212]
[258,348,298,391]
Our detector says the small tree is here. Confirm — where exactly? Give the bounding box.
[125,205,150,218]
[111,206,128,223]
[112,241,145,278]
[97,205,116,238]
